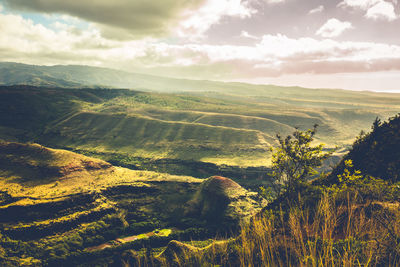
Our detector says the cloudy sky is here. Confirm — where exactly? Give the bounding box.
[0,0,400,92]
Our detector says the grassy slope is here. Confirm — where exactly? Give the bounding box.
[79,89,398,151]
[134,116,400,267]
[0,141,200,205]
[1,85,399,167]
[1,64,400,265]
[0,141,264,266]
[0,141,202,264]
[44,112,268,162]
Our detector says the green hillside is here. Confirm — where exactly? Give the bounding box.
[1,84,399,169]
[0,141,263,266]
[43,112,267,160]
[327,114,400,183]
[137,117,400,267]
[0,63,400,266]
[0,63,399,170]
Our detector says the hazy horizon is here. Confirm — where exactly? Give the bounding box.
[0,0,400,92]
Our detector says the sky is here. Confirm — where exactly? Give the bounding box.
[0,0,400,92]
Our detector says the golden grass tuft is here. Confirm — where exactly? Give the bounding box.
[149,192,400,266]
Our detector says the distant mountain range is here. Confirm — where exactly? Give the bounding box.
[1,61,262,93]
[0,61,394,95]
[0,62,165,89]
[2,61,400,106]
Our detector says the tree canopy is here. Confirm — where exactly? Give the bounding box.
[271,124,333,195]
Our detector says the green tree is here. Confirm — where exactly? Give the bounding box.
[271,124,333,195]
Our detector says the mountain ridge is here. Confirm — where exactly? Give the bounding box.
[1,61,398,96]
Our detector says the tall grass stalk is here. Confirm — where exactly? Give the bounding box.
[133,192,400,266]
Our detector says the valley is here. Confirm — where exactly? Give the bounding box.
[0,64,399,266]
[1,0,400,263]
[1,80,398,168]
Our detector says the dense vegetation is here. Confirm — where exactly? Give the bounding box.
[1,83,398,169]
[0,66,399,266]
[328,115,400,183]
[1,115,399,266]
[126,115,400,266]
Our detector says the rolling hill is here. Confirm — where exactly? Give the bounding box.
[0,141,263,266]
[0,62,399,179]
[0,81,399,169]
[1,62,400,266]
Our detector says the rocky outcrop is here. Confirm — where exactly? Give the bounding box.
[185,176,266,228]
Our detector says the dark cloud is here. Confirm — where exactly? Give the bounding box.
[3,0,205,38]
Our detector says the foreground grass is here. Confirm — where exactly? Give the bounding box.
[235,194,400,267]
[129,190,400,266]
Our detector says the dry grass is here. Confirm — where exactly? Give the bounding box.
[234,194,400,267]
[141,192,400,267]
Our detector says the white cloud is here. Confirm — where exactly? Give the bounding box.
[177,0,256,38]
[240,30,259,39]
[1,12,400,79]
[338,0,380,9]
[338,0,398,21]
[309,5,324,14]
[365,1,397,20]
[0,11,148,66]
[133,35,400,77]
[264,0,285,3]
[316,18,354,38]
